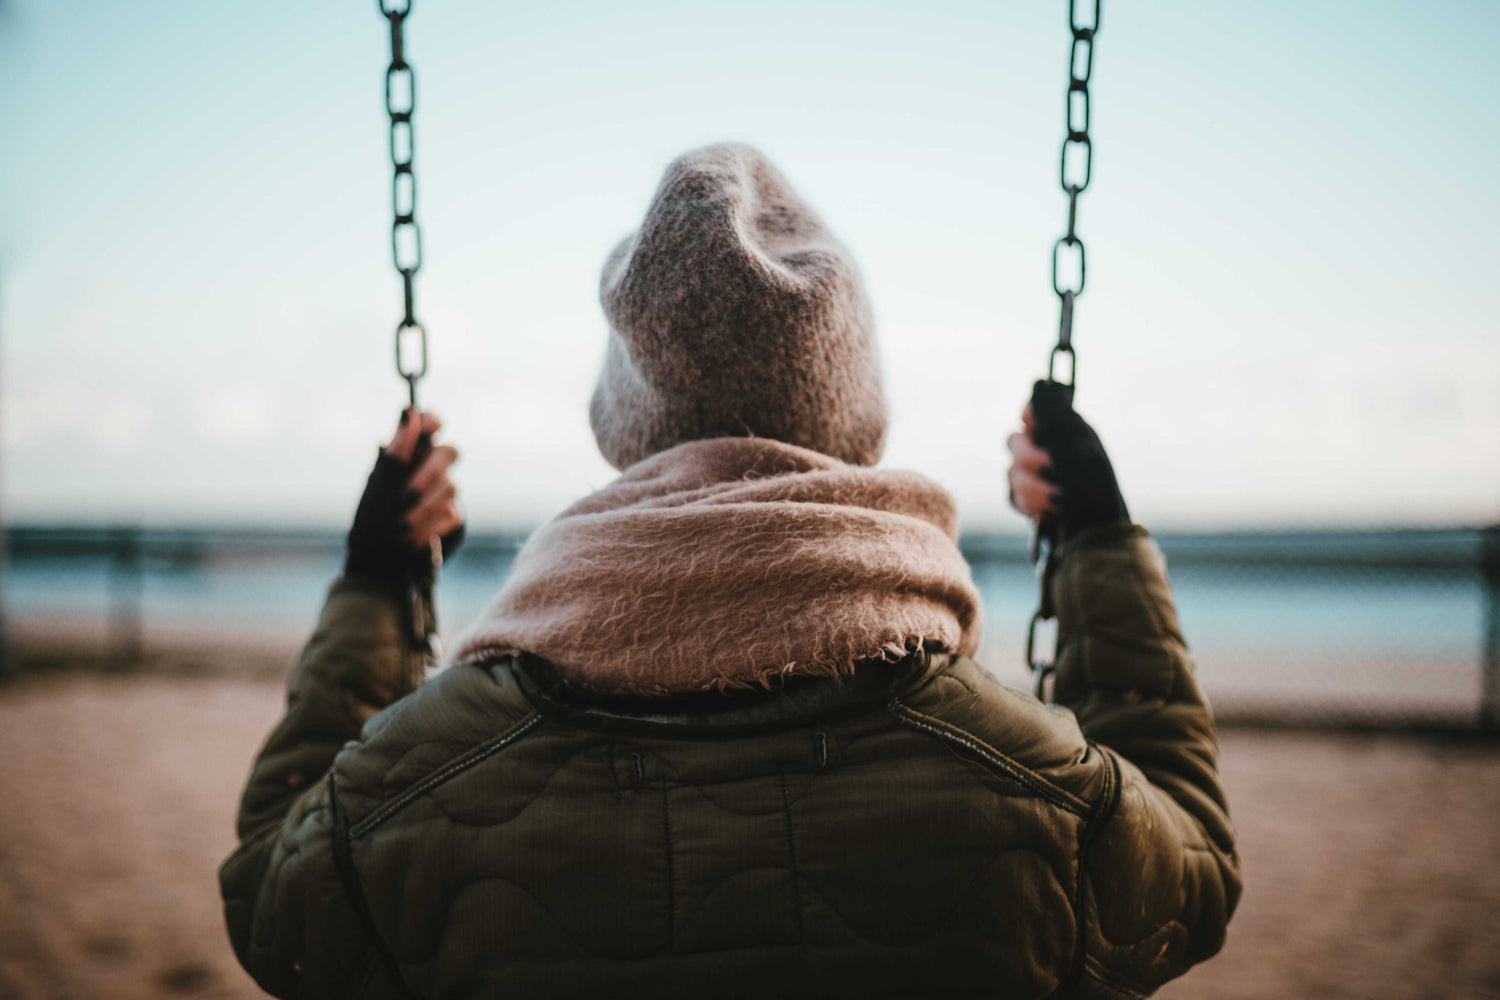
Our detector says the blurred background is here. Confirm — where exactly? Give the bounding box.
[1,1,1496,998]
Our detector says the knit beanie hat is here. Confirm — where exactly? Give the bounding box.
[589,143,888,470]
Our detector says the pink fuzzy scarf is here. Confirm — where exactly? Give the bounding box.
[452,437,982,695]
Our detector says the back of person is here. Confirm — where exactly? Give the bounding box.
[347,653,1099,996]
[220,145,1239,999]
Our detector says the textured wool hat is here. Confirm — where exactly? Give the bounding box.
[590,143,888,470]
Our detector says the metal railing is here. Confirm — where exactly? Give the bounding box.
[3,524,1496,730]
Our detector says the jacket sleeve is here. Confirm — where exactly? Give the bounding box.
[1049,523,1242,998]
[218,577,423,998]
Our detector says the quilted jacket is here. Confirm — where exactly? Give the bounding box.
[220,523,1240,998]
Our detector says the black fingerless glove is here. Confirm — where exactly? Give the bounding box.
[344,448,425,590]
[1030,379,1129,540]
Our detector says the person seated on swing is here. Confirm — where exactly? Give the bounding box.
[221,143,1240,998]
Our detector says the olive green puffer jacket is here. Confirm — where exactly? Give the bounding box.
[220,524,1240,998]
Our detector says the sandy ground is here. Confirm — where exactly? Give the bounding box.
[1,672,1497,1000]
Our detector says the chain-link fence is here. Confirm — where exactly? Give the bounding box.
[3,525,1496,729]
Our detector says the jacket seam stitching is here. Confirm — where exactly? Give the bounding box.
[236,812,287,846]
[349,713,542,839]
[888,700,1088,816]
[1062,748,1124,996]
[1083,952,1156,997]
[1082,957,1151,999]
[328,773,419,1000]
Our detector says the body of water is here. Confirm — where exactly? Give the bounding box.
[3,528,1494,724]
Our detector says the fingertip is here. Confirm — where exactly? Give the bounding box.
[386,408,420,460]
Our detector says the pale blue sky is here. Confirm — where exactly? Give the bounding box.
[2,0,1496,531]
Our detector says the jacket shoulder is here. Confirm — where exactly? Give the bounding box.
[331,657,542,835]
[894,654,1113,814]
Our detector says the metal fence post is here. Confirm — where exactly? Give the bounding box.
[108,525,144,668]
[1482,524,1500,731]
[0,529,9,681]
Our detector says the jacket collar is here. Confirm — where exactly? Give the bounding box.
[503,649,945,739]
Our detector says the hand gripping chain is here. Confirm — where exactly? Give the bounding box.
[380,0,441,659]
[1030,0,1101,700]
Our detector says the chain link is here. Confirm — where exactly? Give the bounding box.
[381,0,426,406]
[379,0,440,660]
[1031,0,1101,698]
[1048,0,1099,388]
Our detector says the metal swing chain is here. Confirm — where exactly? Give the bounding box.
[382,0,427,409]
[1029,0,1100,699]
[380,0,441,658]
[1050,0,1097,387]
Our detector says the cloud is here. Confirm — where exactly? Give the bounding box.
[90,397,151,449]
[196,384,281,444]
